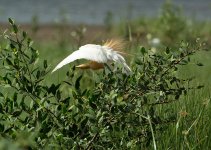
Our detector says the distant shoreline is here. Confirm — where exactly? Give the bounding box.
[0,22,110,43]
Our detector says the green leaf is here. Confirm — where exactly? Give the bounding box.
[140,47,146,55]
[135,59,143,65]
[0,124,4,132]
[75,75,83,90]
[0,92,4,98]
[12,24,18,33]
[48,84,61,95]
[196,63,203,66]
[197,85,204,89]
[85,113,96,120]
[8,18,14,25]
[63,81,72,86]
[10,43,16,49]
[165,47,170,54]
[0,103,3,114]
[22,31,27,38]
[175,94,180,100]
[56,91,61,100]
[44,60,48,69]
[12,110,22,117]
[30,47,39,63]
[27,38,33,47]
[60,97,70,104]
[180,60,188,65]
[30,101,34,109]
[72,90,78,99]
[36,70,40,79]
[13,92,17,100]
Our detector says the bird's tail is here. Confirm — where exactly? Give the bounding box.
[104,39,132,74]
[114,52,132,75]
[123,62,132,74]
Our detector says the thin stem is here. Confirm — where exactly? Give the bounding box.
[141,114,157,150]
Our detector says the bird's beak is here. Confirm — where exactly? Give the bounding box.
[76,63,90,69]
[76,62,104,70]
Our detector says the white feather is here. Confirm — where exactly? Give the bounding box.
[52,44,131,73]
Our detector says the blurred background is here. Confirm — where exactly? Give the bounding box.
[0,0,211,25]
[0,0,211,43]
[0,0,210,44]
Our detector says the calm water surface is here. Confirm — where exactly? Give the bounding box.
[0,0,210,24]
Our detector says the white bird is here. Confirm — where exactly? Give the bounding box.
[52,39,131,74]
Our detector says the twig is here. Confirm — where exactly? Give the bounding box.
[86,133,99,150]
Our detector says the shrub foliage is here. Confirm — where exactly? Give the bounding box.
[0,19,204,149]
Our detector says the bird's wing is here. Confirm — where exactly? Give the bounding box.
[113,52,132,73]
[52,44,107,73]
[52,50,81,73]
[78,44,108,63]
[102,40,132,74]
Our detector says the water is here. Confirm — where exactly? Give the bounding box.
[0,0,210,25]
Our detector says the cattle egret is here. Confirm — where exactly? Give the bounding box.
[52,40,131,74]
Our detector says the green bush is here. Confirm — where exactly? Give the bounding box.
[0,19,205,149]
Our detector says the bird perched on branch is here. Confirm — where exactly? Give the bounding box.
[52,39,131,74]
